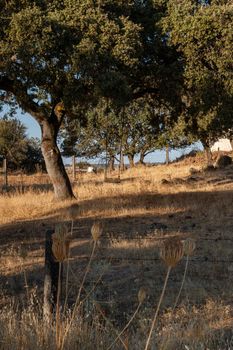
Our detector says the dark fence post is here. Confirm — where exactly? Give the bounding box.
[44,229,59,322]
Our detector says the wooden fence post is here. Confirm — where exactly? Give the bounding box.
[44,229,59,322]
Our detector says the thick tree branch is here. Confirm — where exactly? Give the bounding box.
[47,102,66,138]
[0,76,46,123]
[144,150,154,156]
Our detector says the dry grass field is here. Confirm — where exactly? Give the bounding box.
[0,153,233,349]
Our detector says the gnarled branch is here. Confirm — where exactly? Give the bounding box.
[0,75,46,123]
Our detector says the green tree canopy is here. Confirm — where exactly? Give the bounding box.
[61,97,183,168]
[1,0,183,198]
[0,117,27,168]
[164,0,233,156]
[0,117,44,171]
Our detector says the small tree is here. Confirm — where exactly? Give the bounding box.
[23,138,45,173]
[122,100,157,167]
[61,99,121,167]
[0,117,28,169]
[0,118,45,172]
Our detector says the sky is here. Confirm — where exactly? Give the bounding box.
[3,108,202,164]
[17,110,40,138]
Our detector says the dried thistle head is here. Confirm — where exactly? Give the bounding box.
[52,223,71,262]
[182,238,196,256]
[91,221,103,242]
[160,238,184,268]
[138,287,147,304]
[53,223,69,238]
[65,203,79,221]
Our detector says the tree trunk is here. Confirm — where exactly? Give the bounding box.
[108,155,115,171]
[120,152,125,171]
[128,154,135,168]
[44,229,59,322]
[139,152,146,165]
[204,145,212,166]
[41,115,75,200]
[0,80,74,200]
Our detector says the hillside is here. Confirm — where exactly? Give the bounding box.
[0,153,233,349]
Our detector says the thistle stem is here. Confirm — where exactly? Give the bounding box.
[107,302,142,350]
[56,262,62,350]
[60,241,97,350]
[76,240,96,304]
[64,220,73,311]
[94,301,128,350]
[173,255,189,310]
[144,266,171,350]
[23,269,30,304]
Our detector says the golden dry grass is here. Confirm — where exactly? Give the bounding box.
[1,161,231,224]
[1,159,233,349]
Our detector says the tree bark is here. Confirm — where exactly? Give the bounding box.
[44,229,59,322]
[108,155,115,171]
[139,152,146,165]
[0,78,74,200]
[40,106,75,200]
[120,152,125,171]
[204,145,212,166]
[128,154,135,168]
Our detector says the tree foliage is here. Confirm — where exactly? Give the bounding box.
[0,118,27,168]
[0,0,232,190]
[62,98,175,167]
[164,0,233,148]
[0,118,44,171]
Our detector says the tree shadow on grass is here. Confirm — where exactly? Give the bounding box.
[78,188,233,215]
[0,183,53,195]
[0,188,233,314]
[1,230,232,327]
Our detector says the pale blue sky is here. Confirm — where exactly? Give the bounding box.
[3,109,202,164]
[17,111,40,138]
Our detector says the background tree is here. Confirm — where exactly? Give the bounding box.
[155,113,191,153]
[22,138,45,173]
[62,99,121,170]
[164,0,233,164]
[0,117,45,171]
[121,99,161,167]
[62,98,181,169]
[0,117,27,169]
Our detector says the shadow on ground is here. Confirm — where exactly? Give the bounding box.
[0,187,233,317]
